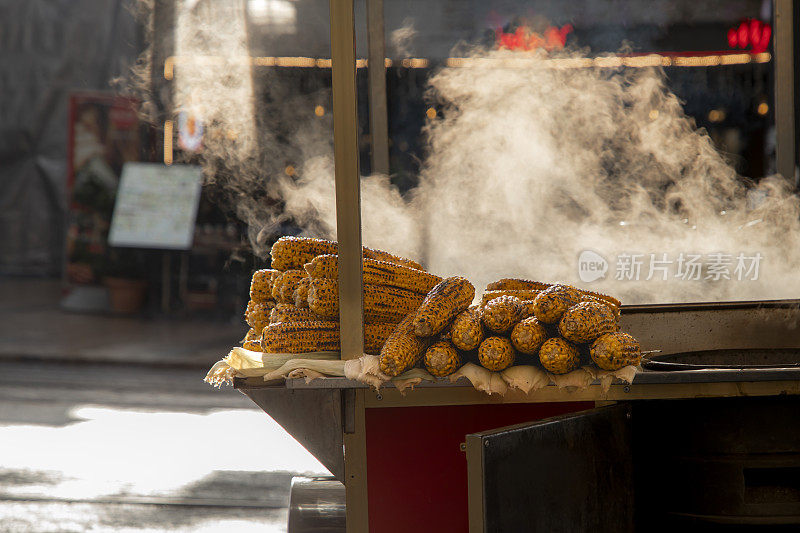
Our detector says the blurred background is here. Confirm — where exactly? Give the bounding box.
[0,0,798,531]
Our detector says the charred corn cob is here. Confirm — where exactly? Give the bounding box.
[580,294,621,322]
[482,289,545,306]
[261,321,340,353]
[270,237,338,271]
[250,269,279,302]
[539,337,581,374]
[293,277,310,308]
[245,300,276,329]
[519,299,537,319]
[424,340,462,377]
[276,270,306,304]
[450,306,484,351]
[478,336,516,372]
[486,278,552,292]
[271,236,422,271]
[364,322,397,355]
[510,317,547,355]
[261,321,395,355]
[482,295,523,334]
[380,312,432,376]
[558,300,619,344]
[269,304,329,325]
[579,289,621,309]
[412,277,475,337]
[590,332,641,371]
[307,278,425,323]
[363,247,423,270]
[242,339,264,351]
[532,284,583,323]
[305,254,442,294]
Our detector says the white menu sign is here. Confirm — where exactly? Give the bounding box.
[108,163,203,250]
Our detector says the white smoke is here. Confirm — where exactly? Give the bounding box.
[158,5,800,305]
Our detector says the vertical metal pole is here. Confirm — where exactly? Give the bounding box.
[366,0,390,176]
[330,0,365,359]
[774,0,796,184]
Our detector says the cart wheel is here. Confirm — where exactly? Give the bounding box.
[287,475,345,533]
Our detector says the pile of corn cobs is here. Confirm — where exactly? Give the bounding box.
[242,236,642,378]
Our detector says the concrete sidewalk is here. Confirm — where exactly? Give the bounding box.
[0,278,245,368]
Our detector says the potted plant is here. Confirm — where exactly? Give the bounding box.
[103,248,148,314]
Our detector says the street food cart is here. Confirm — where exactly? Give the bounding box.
[213,0,800,530]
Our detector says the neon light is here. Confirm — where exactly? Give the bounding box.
[495,24,573,52]
[727,19,771,54]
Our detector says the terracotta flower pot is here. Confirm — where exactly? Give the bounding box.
[104,277,147,314]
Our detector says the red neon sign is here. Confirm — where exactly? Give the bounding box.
[496,24,573,52]
[727,19,771,54]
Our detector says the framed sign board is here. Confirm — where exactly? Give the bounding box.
[108,162,203,250]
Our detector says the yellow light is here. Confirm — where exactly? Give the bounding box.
[314,105,325,117]
[384,58,393,67]
[284,165,296,176]
[426,107,437,120]
[757,102,769,116]
[648,109,659,121]
[164,120,173,166]
[708,109,726,123]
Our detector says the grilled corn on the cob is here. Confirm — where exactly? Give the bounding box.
[308,278,425,323]
[245,300,276,329]
[273,270,305,304]
[250,269,279,302]
[412,277,475,337]
[424,340,462,377]
[269,304,329,325]
[271,236,422,271]
[510,317,547,355]
[486,278,552,292]
[482,295,523,334]
[558,300,619,344]
[293,277,310,308]
[590,332,641,371]
[478,336,516,372]
[380,312,431,376]
[539,337,581,374]
[532,284,583,324]
[261,320,395,355]
[450,306,484,351]
[242,339,264,351]
[482,289,545,306]
[305,254,441,294]
[261,321,340,353]
[519,299,537,319]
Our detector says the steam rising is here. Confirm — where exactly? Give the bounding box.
[156,7,800,304]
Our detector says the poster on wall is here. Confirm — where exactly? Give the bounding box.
[63,93,146,310]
